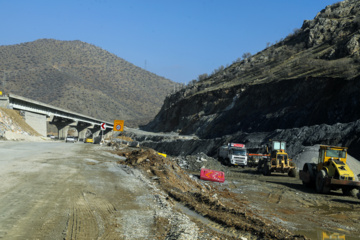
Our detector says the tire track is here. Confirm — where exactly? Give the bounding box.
[65,190,119,240]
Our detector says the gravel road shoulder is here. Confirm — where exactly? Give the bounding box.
[0,141,199,239]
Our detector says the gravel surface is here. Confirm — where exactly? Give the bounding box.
[0,141,202,239]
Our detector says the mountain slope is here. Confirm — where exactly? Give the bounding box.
[142,0,360,156]
[0,39,177,126]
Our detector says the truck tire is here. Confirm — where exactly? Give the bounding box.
[263,163,271,176]
[301,164,311,186]
[288,168,297,178]
[316,170,330,194]
[257,160,263,172]
[342,187,358,197]
[226,158,231,166]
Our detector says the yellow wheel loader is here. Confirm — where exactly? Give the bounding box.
[257,140,297,177]
[299,145,360,196]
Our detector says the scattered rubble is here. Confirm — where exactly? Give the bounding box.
[174,152,229,174]
[112,145,307,239]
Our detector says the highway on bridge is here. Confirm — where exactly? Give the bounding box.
[0,93,114,139]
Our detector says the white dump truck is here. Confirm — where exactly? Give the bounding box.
[218,143,247,167]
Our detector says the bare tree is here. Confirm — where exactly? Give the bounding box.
[198,73,208,81]
[242,52,252,59]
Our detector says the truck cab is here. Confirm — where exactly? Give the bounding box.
[218,143,247,167]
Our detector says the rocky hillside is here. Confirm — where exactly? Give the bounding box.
[0,39,177,126]
[142,0,360,158]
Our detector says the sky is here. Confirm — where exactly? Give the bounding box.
[0,0,341,84]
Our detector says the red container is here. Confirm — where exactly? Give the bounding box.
[200,168,225,183]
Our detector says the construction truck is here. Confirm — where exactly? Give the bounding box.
[318,231,345,240]
[299,145,360,196]
[257,140,296,177]
[247,153,268,168]
[218,143,247,167]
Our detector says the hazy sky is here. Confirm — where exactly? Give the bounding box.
[0,0,340,84]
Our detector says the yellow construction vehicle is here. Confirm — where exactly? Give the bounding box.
[318,231,345,240]
[299,145,360,196]
[257,140,296,177]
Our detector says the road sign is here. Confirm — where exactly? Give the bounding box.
[113,120,124,132]
[100,122,106,131]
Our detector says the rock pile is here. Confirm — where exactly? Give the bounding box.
[173,152,229,175]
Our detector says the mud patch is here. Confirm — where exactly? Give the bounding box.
[113,147,307,239]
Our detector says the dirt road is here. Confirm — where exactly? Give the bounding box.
[114,145,360,239]
[2,141,360,239]
[0,141,198,239]
[225,168,360,240]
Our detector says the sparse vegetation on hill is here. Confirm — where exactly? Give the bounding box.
[143,0,360,158]
[0,39,178,126]
[182,0,360,94]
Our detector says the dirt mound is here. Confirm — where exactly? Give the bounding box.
[174,152,229,174]
[114,147,307,239]
[115,135,134,142]
[0,108,44,141]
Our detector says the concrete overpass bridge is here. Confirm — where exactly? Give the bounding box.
[0,93,113,140]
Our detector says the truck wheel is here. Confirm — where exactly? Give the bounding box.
[257,160,263,172]
[226,158,231,166]
[302,165,311,187]
[288,168,297,178]
[219,157,226,166]
[316,170,330,194]
[342,187,358,197]
[263,163,271,176]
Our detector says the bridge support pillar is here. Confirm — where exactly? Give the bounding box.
[89,125,101,143]
[79,129,88,141]
[73,122,92,141]
[49,116,75,140]
[90,127,101,137]
[22,111,47,136]
[58,125,70,140]
[103,129,113,139]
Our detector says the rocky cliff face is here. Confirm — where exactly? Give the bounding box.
[142,0,360,158]
[146,77,360,139]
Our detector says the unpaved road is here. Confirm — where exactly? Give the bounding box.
[2,141,360,240]
[0,141,197,240]
[224,167,360,240]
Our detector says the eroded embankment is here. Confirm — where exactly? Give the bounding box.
[113,146,307,240]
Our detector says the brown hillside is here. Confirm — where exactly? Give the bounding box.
[140,0,360,159]
[144,0,360,138]
[0,39,178,126]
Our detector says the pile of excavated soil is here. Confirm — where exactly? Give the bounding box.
[115,135,134,142]
[113,147,307,239]
[174,152,229,175]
